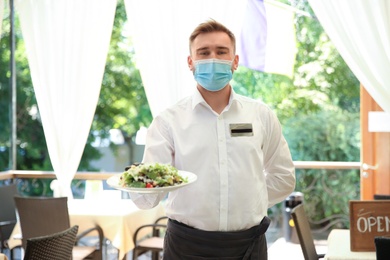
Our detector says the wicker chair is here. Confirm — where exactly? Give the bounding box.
[23,225,78,260]
[132,216,168,260]
[291,204,325,260]
[0,184,19,260]
[14,196,104,260]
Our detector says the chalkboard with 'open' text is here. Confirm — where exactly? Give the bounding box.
[349,200,390,251]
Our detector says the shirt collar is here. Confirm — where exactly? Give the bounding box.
[229,90,243,109]
[191,89,206,110]
[191,87,243,111]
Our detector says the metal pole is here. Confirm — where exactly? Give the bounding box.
[9,0,16,170]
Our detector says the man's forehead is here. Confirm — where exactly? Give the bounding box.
[191,32,233,51]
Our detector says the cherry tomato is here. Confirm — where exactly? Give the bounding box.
[146,183,153,188]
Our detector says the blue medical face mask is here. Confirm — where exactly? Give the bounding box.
[193,59,233,92]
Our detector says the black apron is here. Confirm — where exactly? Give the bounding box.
[163,216,270,260]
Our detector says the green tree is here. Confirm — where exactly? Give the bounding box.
[0,8,50,171]
[92,1,152,151]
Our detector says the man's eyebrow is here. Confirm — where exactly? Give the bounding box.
[216,46,229,51]
[196,47,210,52]
[196,46,230,52]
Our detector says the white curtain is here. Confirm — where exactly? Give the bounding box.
[16,0,117,197]
[238,0,296,78]
[308,0,390,114]
[124,0,246,117]
[262,0,296,78]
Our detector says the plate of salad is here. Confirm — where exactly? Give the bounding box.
[106,163,197,193]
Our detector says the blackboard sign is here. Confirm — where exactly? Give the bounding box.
[349,200,390,251]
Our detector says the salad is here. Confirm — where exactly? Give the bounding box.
[119,163,187,188]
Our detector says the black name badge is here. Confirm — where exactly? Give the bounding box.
[230,123,253,137]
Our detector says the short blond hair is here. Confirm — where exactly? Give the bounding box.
[189,19,236,54]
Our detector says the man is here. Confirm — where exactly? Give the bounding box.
[130,19,295,259]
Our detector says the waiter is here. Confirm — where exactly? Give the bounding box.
[129,19,295,260]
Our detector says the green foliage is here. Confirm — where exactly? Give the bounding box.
[287,109,361,228]
[0,8,51,171]
[284,110,360,162]
[93,2,152,143]
[16,179,54,197]
[296,169,359,229]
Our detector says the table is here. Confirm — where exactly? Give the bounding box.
[9,198,166,260]
[325,229,376,260]
[69,199,165,259]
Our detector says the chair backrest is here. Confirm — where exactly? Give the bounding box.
[14,196,71,249]
[153,216,168,237]
[23,225,78,260]
[375,236,390,260]
[0,184,18,251]
[291,204,319,260]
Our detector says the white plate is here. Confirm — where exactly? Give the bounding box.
[106,170,197,193]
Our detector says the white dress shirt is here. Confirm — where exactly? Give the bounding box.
[131,88,295,231]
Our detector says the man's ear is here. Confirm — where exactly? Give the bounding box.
[188,56,195,71]
[233,55,239,71]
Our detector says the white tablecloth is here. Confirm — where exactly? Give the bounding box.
[69,199,165,260]
[325,229,376,260]
[9,198,165,260]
